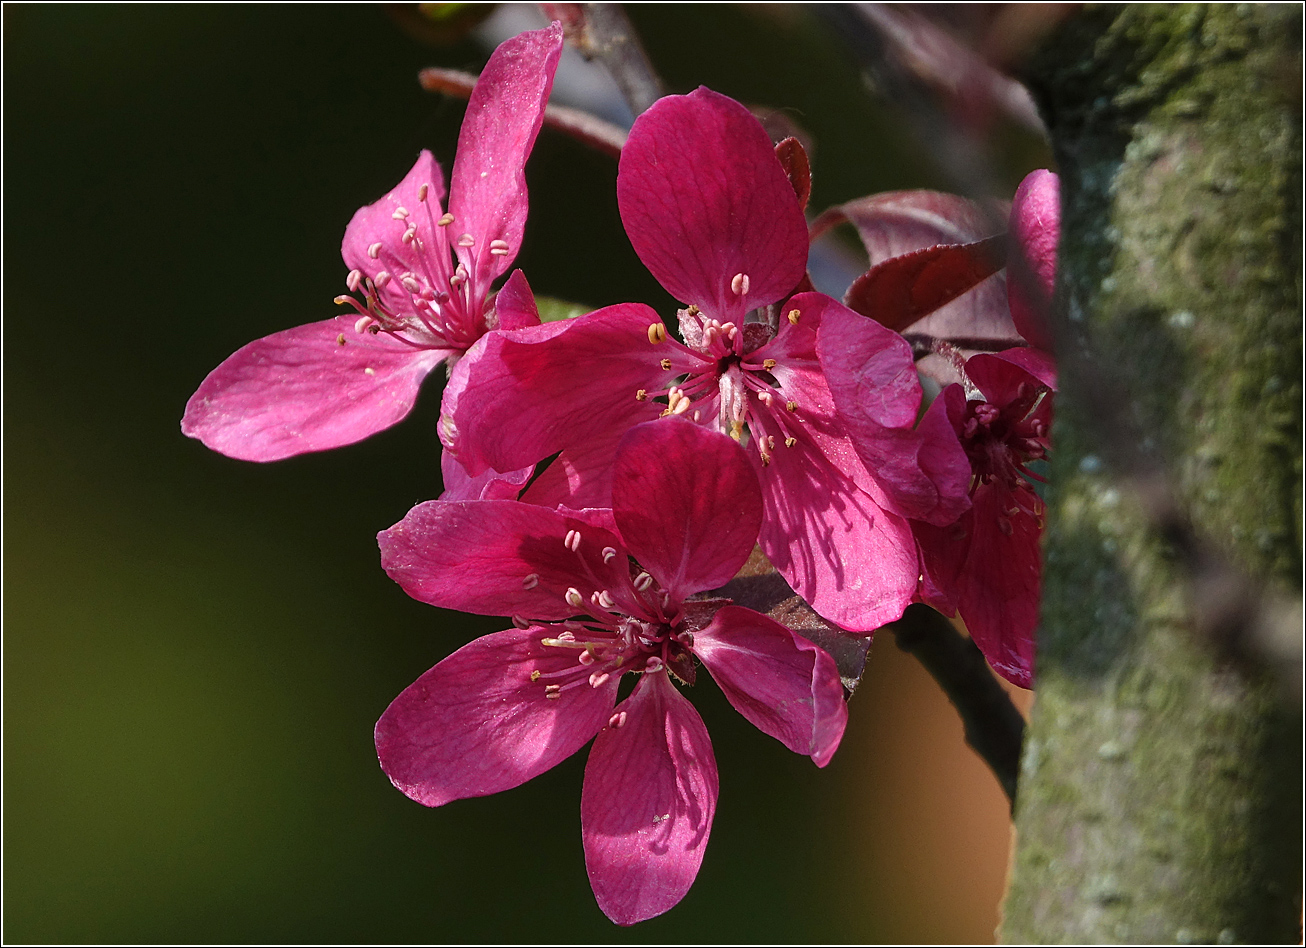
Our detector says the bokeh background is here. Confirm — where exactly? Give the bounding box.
[5,5,1042,941]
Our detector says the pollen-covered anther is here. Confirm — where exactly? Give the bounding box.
[786,309,801,325]
[522,572,540,590]
[660,358,673,371]
[530,669,542,681]
[336,333,346,346]
[457,233,476,248]
[763,359,776,370]
[647,322,668,344]
[785,436,797,448]
[346,268,363,292]
[602,546,618,564]
[633,571,653,591]
[635,389,647,401]
[437,212,454,226]
[589,671,610,689]
[367,242,383,259]
[564,529,582,552]
[786,400,798,413]
[731,272,750,296]
[565,587,585,609]
[392,207,409,220]
[489,239,510,256]
[608,711,628,729]
[417,183,429,202]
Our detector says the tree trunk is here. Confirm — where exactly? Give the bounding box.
[1001,6,1302,944]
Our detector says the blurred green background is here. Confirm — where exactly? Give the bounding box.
[5,4,1034,941]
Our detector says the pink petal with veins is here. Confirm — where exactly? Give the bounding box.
[181,316,449,461]
[693,606,847,766]
[611,420,762,601]
[582,671,717,926]
[378,500,625,621]
[449,22,564,287]
[441,304,672,478]
[376,627,620,807]
[492,268,543,330]
[618,88,809,323]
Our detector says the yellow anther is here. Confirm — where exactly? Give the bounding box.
[759,451,771,467]
[648,322,668,344]
[336,333,346,346]
[786,400,798,412]
[530,670,542,681]
[785,436,797,448]
[787,309,801,325]
[729,420,745,441]
[763,359,776,370]
[660,358,672,370]
[437,213,454,226]
[636,389,647,401]
[686,304,700,317]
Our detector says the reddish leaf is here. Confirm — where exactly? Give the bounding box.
[838,190,1006,266]
[774,137,812,211]
[844,235,1007,332]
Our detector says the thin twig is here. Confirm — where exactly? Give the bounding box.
[544,3,664,116]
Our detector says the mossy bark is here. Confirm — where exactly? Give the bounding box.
[1001,6,1302,944]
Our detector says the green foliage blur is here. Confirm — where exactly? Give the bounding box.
[4,5,1029,941]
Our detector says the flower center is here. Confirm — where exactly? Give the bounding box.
[960,382,1050,494]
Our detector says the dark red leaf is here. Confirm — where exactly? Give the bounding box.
[844,235,1007,332]
[774,137,812,211]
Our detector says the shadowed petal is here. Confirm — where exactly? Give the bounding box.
[181,316,449,461]
[376,627,620,807]
[611,420,762,601]
[492,268,543,330]
[449,22,564,287]
[693,606,847,766]
[582,671,717,926]
[378,500,626,621]
[618,88,808,323]
[1007,169,1059,353]
[439,451,533,501]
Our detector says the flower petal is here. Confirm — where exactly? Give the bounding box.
[582,671,717,926]
[441,303,671,480]
[439,451,533,502]
[449,23,564,287]
[378,500,627,621]
[813,293,971,525]
[617,88,808,322]
[340,150,455,324]
[181,316,449,461]
[693,606,847,766]
[1007,169,1059,353]
[752,408,918,631]
[376,627,620,807]
[491,268,542,330]
[611,420,763,601]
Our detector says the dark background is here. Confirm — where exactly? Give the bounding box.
[5,5,1037,941]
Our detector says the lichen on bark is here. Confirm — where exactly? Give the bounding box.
[1001,6,1302,944]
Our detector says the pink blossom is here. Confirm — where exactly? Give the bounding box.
[375,419,847,924]
[181,24,563,461]
[441,88,957,631]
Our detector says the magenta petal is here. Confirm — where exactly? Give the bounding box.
[582,671,717,926]
[439,451,533,502]
[449,23,564,286]
[441,304,669,479]
[611,420,762,600]
[617,88,809,322]
[376,628,620,807]
[986,345,1058,392]
[814,293,971,525]
[492,268,542,330]
[753,412,918,631]
[693,606,847,767]
[182,316,449,461]
[1007,169,1059,353]
[378,500,627,621]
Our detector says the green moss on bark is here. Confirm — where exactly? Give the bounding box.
[1001,6,1302,943]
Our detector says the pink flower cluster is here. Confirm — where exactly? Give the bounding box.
[181,23,1059,925]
